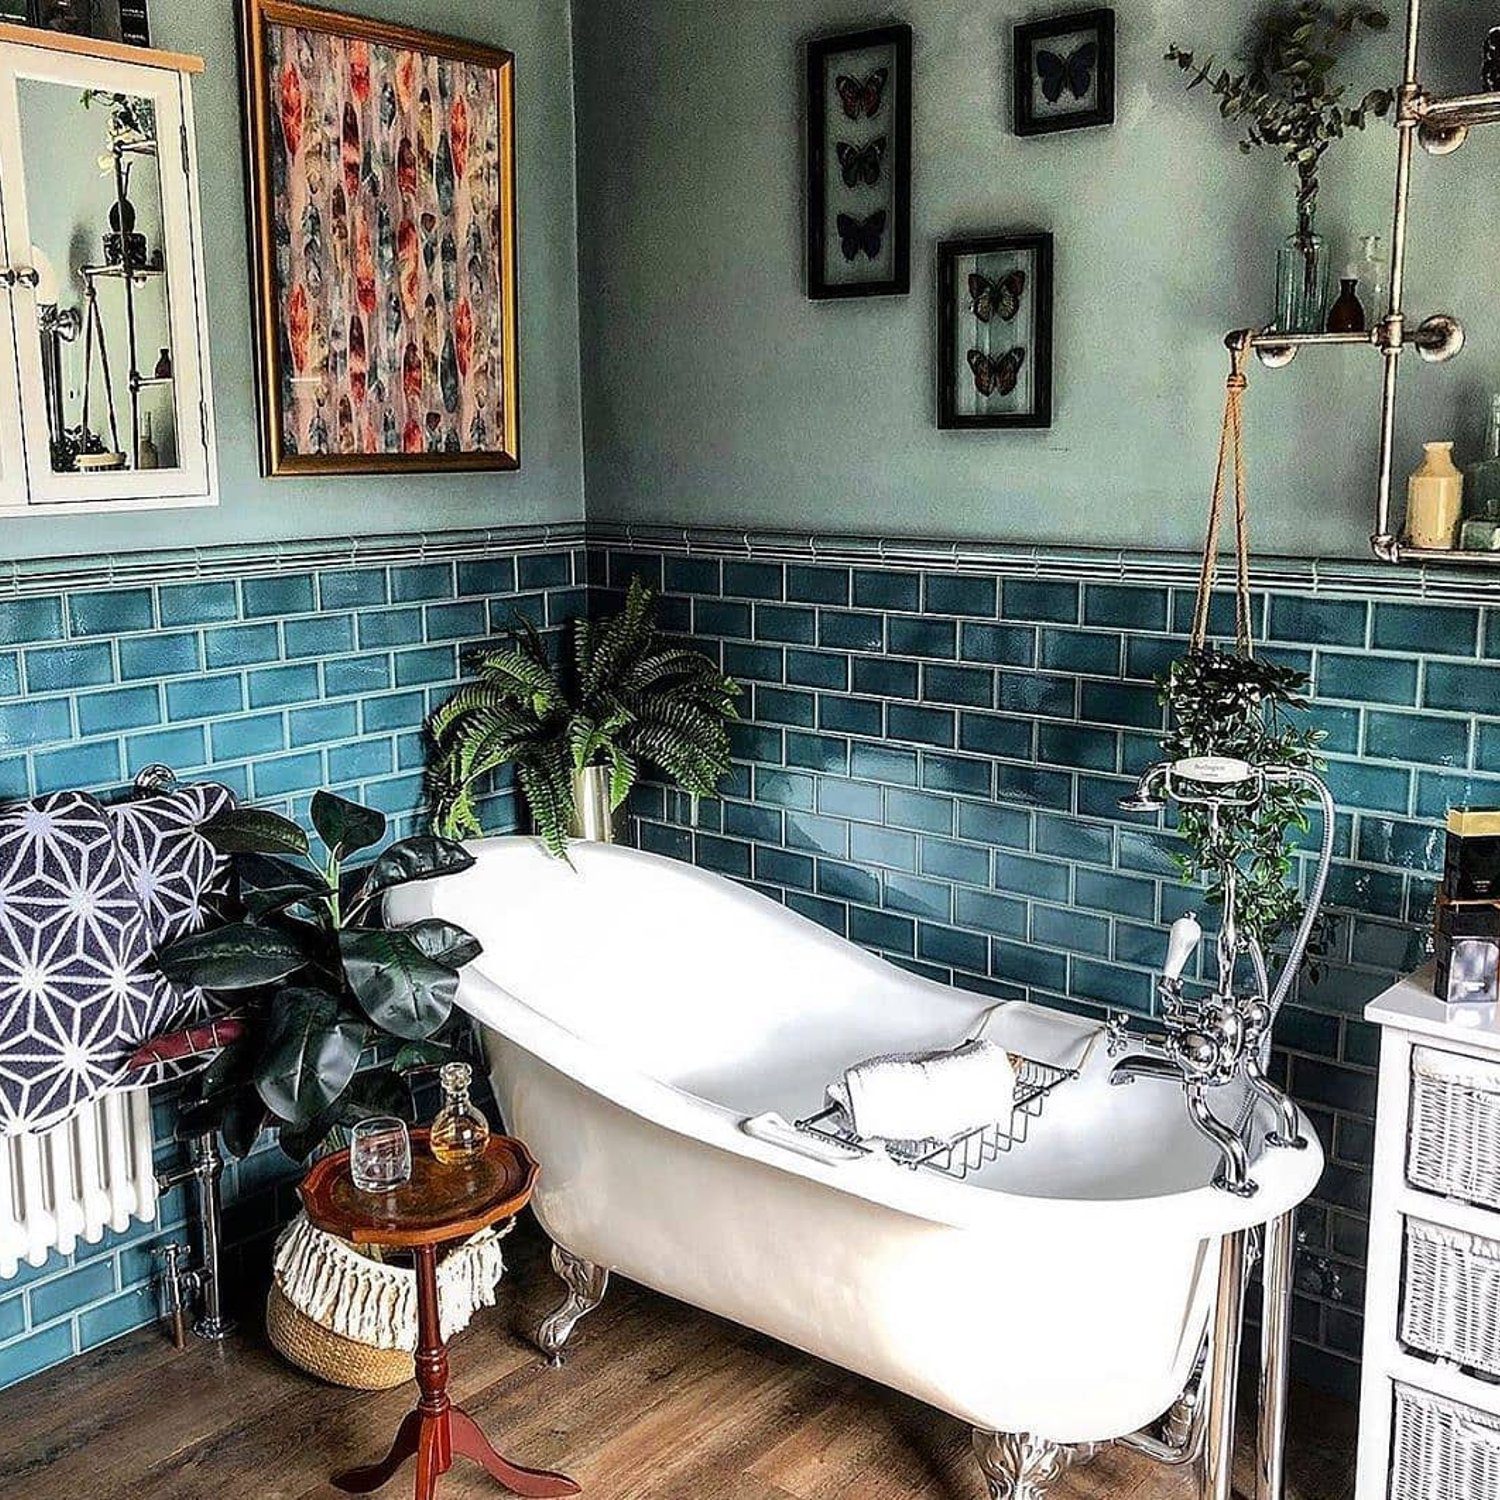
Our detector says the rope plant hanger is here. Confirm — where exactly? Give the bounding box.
[1189,332,1255,658]
[1160,333,1324,946]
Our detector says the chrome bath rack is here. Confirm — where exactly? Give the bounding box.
[794,1054,1076,1181]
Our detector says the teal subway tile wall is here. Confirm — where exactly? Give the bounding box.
[1,523,1493,1400]
[0,529,585,1391]
[596,531,1500,1401]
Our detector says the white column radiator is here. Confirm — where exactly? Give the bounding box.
[0,1089,159,1279]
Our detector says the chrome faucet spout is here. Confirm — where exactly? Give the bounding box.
[1119,761,1171,813]
[1109,1054,1183,1088]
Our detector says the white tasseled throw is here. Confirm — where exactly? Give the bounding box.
[272,1211,510,1350]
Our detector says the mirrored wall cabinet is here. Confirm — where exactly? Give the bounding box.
[0,24,217,517]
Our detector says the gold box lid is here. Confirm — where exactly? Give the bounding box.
[1447,807,1500,837]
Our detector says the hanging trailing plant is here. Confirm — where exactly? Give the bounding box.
[426,577,741,856]
[1159,648,1325,943]
[1166,4,1393,244]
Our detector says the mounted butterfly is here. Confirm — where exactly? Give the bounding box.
[938,232,1053,430]
[806,24,912,299]
[1013,8,1115,137]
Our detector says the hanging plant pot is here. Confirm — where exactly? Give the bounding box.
[1157,334,1325,947]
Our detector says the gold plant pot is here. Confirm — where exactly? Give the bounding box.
[569,764,616,843]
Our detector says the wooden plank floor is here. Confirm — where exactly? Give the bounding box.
[2,1223,1355,1500]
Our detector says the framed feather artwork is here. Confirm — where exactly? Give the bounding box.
[937,233,1053,430]
[239,0,519,475]
[805,23,912,300]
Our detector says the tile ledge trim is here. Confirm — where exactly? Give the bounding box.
[593,523,1500,606]
[0,521,589,600]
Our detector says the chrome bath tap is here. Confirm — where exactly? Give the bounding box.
[1110,756,1336,1196]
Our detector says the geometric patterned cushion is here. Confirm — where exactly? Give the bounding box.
[0,791,179,1134]
[106,782,236,949]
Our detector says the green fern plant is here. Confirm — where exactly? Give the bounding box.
[427,577,741,856]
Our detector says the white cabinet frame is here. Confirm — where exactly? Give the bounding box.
[0,27,217,516]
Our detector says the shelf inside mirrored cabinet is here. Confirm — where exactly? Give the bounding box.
[81,264,166,281]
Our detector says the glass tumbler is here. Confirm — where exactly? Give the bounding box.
[350,1116,412,1193]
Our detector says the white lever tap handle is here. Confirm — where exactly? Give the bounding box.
[1164,913,1203,983]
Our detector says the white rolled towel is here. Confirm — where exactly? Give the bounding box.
[842,1040,1017,1144]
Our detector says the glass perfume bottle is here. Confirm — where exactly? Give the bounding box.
[430,1062,490,1163]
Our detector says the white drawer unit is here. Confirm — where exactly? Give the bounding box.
[1357,969,1500,1500]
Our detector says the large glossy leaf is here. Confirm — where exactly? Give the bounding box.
[157,923,306,991]
[239,853,330,921]
[311,790,387,860]
[401,918,482,969]
[275,1068,410,1161]
[338,928,457,1040]
[201,807,310,858]
[391,1038,465,1074]
[255,987,366,1126]
[356,836,475,904]
[221,1087,270,1159]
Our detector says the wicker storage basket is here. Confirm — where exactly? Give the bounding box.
[267,1280,414,1389]
[1392,1384,1500,1500]
[266,1213,508,1391]
[1408,1047,1500,1211]
[1401,1218,1500,1379]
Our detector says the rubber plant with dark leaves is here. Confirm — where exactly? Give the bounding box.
[157,791,481,1161]
[1159,649,1326,951]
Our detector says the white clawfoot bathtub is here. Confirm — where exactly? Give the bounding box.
[392,838,1323,1489]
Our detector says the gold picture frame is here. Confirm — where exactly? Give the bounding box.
[239,0,519,476]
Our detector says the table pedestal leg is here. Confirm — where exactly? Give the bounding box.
[332,1244,579,1500]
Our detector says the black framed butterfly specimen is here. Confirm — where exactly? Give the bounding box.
[806,24,912,299]
[836,137,888,188]
[938,233,1053,430]
[1013,9,1115,137]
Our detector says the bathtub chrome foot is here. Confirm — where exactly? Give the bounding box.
[536,1244,609,1364]
[972,1431,1089,1500]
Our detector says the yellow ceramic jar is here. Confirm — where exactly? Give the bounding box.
[1406,442,1463,551]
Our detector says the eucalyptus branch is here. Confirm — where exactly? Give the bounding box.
[1167,3,1393,237]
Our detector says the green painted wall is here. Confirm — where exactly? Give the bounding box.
[572,0,1500,558]
[6,0,585,561]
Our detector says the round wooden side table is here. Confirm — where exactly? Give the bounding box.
[299,1129,580,1500]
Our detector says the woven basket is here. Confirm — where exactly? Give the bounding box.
[1408,1046,1500,1211]
[1401,1218,1500,1379]
[266,1212,508,1391]
[1392,1384,1500,1500]
[267,1280,414,1390]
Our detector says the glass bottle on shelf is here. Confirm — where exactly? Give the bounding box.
[1276,223,1330,334]
[1464,395,1500,523]
[1356,235,1387,323]
[1327,278,1365,333]
[430,1062,491,1164]
[154,347,172,380]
